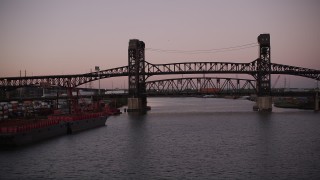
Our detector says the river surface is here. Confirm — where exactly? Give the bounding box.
[1,97,320,179]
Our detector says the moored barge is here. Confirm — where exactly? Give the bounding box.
[0,88,125,147]
[0,112,108,147]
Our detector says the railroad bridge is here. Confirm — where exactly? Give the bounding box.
[1,34,320,111]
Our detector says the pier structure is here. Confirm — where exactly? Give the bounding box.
[127,39,147,112]
[315,90,319,111]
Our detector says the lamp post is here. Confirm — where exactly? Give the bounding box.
[95,66,100,95]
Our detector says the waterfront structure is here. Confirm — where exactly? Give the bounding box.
[0,34,320,111]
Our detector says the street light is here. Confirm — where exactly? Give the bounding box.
[95,66,100,95]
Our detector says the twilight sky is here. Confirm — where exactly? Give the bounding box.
[0,0,319,88]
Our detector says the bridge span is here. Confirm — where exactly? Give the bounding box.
[1,60,319,88]
[1,34,320,111]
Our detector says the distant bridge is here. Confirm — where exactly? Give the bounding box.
[1,34,319,111]
[4,77,317,101]
[146,77,256,96]
[1,59,319,89]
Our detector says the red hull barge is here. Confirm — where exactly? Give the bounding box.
[0,88,123,147]
[0,112,108,147]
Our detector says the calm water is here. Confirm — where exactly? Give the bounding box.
[1,97,320,179]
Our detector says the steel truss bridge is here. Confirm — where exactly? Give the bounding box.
[1,34,320,110]
[0,59,319,89]
[145,77,319,97]
[146,77,256,96]
[2,76,316,101]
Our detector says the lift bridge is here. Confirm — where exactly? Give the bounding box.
[0,34,319,111]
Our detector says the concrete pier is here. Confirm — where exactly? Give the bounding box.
[127,98,150,112]
[315,91,319,111]
[127,98,142,112]
[255,96,272,112]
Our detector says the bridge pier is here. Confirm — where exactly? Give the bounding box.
[127,98,144,112]
[255,96,272,112]
[315,91,319,111]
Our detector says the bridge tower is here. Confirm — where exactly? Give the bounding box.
[255,34,272,111]
[127,39,147,111]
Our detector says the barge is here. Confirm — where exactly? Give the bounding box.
[0,112,108,147]
[0,88,124,147]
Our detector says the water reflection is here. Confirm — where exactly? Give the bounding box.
[1,97,319,179]
[125,114,152,176]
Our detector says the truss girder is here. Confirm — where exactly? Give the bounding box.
[271,63,320,80]
[0,66,128,88]
[144,60,320,79]
[145,61,256,76]
[0,61,319,89]
[146,77,257,96]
